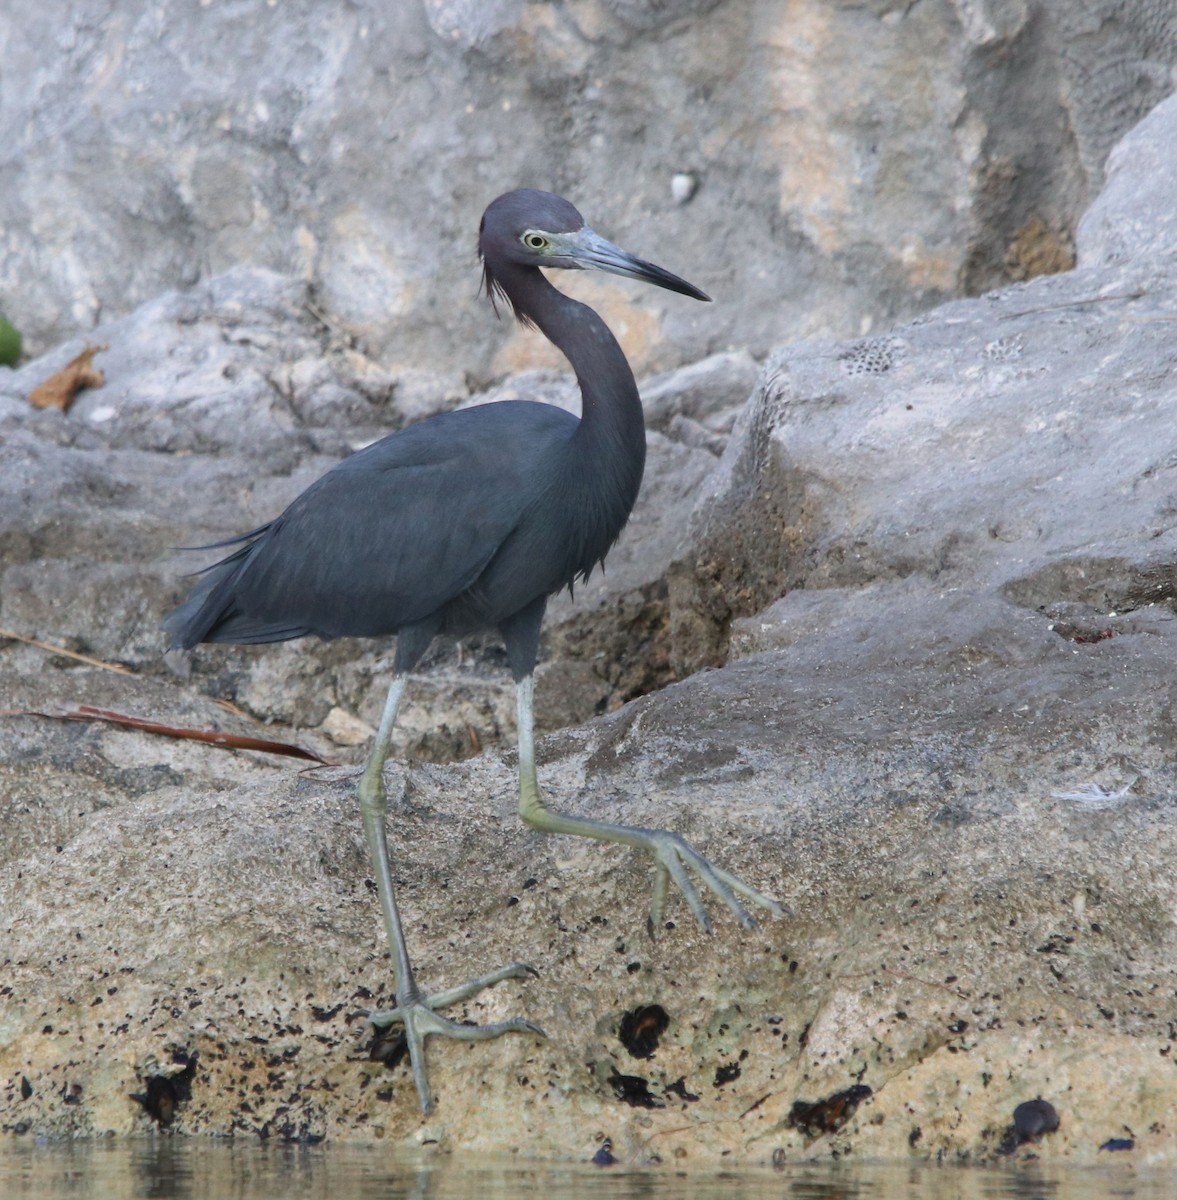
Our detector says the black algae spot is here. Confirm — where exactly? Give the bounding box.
[788,1084,872,1136]
[714,1061,742,1087]
[665,1077,699,1102]
[1100,1137,1135,1152]
[279,1123,325,1144]
[20,1077,32,1101]
[618,1005,670,1059]
[131,1051,197,1128]
[608,1071,663,1109]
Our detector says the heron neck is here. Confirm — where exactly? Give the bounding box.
[506,266,646,448]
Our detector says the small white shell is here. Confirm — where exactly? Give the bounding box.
[671,172,698,205]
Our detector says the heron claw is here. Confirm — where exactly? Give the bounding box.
[368,961,543,1113]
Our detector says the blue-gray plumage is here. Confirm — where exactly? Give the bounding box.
[164,189,780,1114]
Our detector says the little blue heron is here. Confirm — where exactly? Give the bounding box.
[164,189,781,1113]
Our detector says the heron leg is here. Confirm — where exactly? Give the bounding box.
[358,674,544,1114]
[514,675,783,935]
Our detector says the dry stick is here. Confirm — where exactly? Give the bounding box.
[997,288,1145,321]
[79,704,334,763]
[1,630,336,763]
[14,704,335,765]
[0,626,135,675]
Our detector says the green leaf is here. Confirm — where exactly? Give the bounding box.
[0,315,21,366]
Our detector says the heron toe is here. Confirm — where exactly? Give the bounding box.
[369,962,546,1114]
[640,827,785,934]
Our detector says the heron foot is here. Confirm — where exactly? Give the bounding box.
[639,828,784,935]
[368,961,545,1114]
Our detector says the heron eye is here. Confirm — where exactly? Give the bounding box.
[523,232,548,251]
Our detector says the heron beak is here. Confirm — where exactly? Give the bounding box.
[560,228,711,302]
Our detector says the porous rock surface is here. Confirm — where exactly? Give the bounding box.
[4,85,1177,1177]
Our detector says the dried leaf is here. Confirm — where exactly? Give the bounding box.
[8,704,335,765]
[29,343,108,412]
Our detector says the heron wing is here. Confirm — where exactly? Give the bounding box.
[164,402,578,646]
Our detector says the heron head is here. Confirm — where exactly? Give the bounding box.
[479,189,710,320]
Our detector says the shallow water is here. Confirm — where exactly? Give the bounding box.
[0,1141,1173,1200]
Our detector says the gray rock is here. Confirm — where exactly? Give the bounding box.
[671,95,1177,674]
[640,349,759,433]
[1076,86,1177,269]
[1,0,1173,374]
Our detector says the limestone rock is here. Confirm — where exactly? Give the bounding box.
[671,93,1177,674]
[1,1,1174,375]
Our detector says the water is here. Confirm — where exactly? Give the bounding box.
[0,1142,1172,1200]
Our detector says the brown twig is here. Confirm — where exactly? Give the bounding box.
[9,704,335,765]
[739,1092,773,1119]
